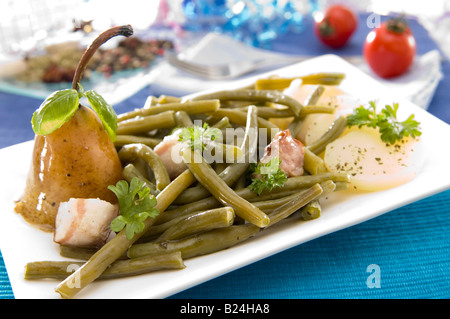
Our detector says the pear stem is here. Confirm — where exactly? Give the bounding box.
[71,25,134,91]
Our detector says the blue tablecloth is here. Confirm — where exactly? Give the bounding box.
[1,13,449,299]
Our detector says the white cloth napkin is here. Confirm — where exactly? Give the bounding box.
[356,49,443,110]
[150,33,443,110]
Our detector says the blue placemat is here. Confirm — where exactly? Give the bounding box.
[1,12,449,299]
[0,255,13,299]
[169,189,450,299]
[2,189,449,299]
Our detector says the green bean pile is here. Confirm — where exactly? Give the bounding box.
[25,73,350,298]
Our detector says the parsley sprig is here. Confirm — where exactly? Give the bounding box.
[248,157,287,195]
[108,177,159,240]
[346,101,421,144]
[178,122,222,151]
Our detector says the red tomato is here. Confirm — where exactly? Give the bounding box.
[363,17,416,78]
[314,5,358,48]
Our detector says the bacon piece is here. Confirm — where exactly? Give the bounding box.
[53,198,118,249]
[261,129,305,177]
[153,129,188,180]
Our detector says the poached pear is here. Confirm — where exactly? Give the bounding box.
[15,105,123,231]
[15,25,133,232]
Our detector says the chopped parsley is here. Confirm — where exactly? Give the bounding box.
[248,157,287,195]
[177,122,222,151]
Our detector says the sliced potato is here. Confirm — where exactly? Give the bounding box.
[323,126,424,191]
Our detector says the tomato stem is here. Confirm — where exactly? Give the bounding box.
[318,18,335,37]
[71,25,134,91]
[386,15,409,34]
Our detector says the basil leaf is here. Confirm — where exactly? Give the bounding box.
[85,90,117,141]
[31,89,79,136]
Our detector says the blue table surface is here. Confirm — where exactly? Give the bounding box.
[1,13,449,299]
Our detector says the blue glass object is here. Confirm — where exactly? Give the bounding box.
[181,0,306,48]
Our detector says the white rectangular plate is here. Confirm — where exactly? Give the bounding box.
[1,54,449,299]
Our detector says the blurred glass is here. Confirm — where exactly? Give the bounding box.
[2,0,447,57]
[0,0,83,55]
[176,0,310,48]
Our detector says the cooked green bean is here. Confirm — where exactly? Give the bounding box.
[248,189,300,202]
[181,148,270,228]
[205,141,243,163]
[211,116,231,129]
[233,174,247,190]
[254,77,294,91]
[299,84,325,107]
[25,251,185,280]
[307,115,347,154]
[129,182,330,260]
[118,143,171,191]
[59,244,128,261]
[128,223,260,259]
[238,172,349,201]
[237,104,334,119]
[55,169,196,299]
[254,73,346,90]
[240,106,294,118]
[301,72,346,85]
[59,245,100,260]
[299,95,331,223]
[207,108,279,131]
[153,196,221,226]
[286,115,303,138]
[118,100,220,122]
[236,104,258,164]
[160,189,298,229]
[219,100,258,109]
[288,85,325,138]
[143,95,159,107]
[114,135,162,148]
[173,170,349,209]
[266,181,335,227]
[117,111,176,135]
[252,190,309,213]
[301,200,322,220]
[298,176,324,223]
[174,110,194,127]
[334,181,349,191]
[303,148,326,175]
[122,163,158,195]
[305,85,325,105]
[299,86,343,222]
[102,251,185,279]
[139,209,213,242]
[173,105,258,205]
[213,162,228,174]
[299,104,335,116]
[132,157,152,179]
[157,95,182,104]
[156,207,235,242]
[295,76,339,223]
[190,89,303,117]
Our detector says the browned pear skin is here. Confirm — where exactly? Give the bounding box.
[15,105,123,232]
